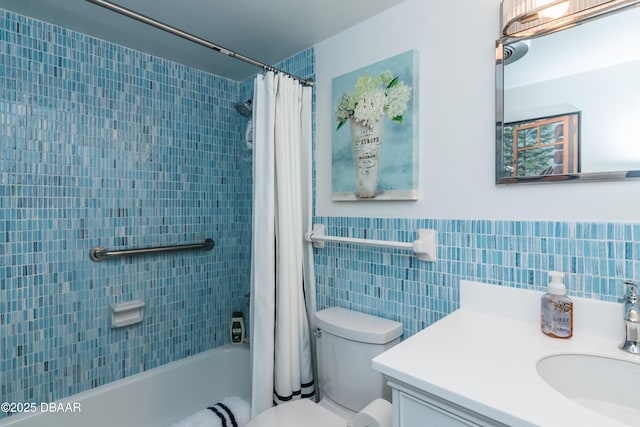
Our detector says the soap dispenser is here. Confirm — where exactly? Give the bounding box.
[541,271,573,338]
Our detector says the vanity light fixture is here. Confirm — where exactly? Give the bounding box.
[502,0,637,37]
[504,0,571,30]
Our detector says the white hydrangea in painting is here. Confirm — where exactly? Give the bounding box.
[336,70,412,130]
[331,50,418,201]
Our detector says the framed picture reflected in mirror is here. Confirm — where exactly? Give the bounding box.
[502,112,580,180]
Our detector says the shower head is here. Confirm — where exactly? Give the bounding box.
[235,99,252,118]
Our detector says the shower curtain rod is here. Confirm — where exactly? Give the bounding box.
[84,0,314,87]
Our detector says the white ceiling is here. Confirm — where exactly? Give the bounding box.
[0,0,406,81]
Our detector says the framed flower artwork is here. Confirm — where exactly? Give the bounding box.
[331,50,419,201]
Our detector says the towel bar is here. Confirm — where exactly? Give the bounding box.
[305,224,437,262]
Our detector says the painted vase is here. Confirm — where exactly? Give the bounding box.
[349,117,383,198]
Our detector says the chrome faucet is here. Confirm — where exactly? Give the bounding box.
[620,281,640,354]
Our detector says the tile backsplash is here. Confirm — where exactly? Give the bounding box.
[314,216,635,337]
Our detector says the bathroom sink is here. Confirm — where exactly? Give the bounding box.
[536,354,640,426]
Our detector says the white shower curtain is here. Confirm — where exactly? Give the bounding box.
[250,72,315,418]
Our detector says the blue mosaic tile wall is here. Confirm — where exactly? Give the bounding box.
[0,9,253,408]
[313,216,636,337]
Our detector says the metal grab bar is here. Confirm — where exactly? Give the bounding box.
[89,239,214,262]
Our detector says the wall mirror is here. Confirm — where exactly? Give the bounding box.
[496,1,640,184]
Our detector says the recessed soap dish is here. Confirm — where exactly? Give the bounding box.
[111,300,146,328]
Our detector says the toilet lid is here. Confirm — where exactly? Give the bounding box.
[247,399,347,427]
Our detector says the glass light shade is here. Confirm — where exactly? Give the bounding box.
[536,0,571,18]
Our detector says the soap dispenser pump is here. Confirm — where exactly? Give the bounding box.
[541,271,573,338]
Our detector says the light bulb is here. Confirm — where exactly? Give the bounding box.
[536,0,570,19]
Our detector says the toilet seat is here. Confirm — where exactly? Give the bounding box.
[246,399,347,427]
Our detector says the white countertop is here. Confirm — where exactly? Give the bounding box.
[372,280,640,427]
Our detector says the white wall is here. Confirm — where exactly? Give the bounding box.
[506,60,640,173]
[314,0,640,223]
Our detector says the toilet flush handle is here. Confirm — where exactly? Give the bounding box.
[314,328,322,338]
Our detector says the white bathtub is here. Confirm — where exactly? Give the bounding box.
[0,344,251,427]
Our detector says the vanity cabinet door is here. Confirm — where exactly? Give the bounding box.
[396,391,481,427]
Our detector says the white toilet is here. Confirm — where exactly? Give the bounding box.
[247,307,403,427]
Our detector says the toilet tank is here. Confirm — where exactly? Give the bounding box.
[315,307,403,412]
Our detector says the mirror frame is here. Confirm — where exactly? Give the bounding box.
[496,0,640,184]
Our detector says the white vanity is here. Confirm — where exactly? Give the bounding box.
[372,280,640,427]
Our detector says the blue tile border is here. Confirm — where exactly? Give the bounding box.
[313,216,635,337]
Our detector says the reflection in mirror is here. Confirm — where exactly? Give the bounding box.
[504,112,579,178]
[496,2,640,184]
